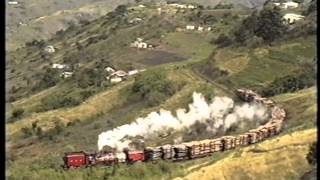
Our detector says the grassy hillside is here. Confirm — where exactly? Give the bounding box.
[6,0,137,51]
[6,2,317,180]
[174,128,317,180]
[173,86,317,180]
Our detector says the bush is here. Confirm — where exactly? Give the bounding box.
[233,6,286,44]
[259,66,316,97]
[198,85,215,102]
[32,68,60,92]
[21,127,33,138]
[35,127,45,139]
[38,89,94,112]
[212,34,233,48]
[307,141,317,165]
[11,108,24,119]
[246,36,264,48]
[254,7,286,42]
[214,3,234,9]
[130,69,178,107]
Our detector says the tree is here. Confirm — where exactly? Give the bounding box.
[306,142,317,165]
[254,7,286,42]
[212,34,233,48]
[115,5,128,15]
[131,69,177,106]
[11,108,24,119]
[234,11,258,44]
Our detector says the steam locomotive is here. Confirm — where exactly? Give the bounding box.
[62,89,286,169]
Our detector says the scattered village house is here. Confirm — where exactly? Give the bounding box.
[44,45,55,53]
[186,25,211,31]
[60,72,73,78]
[105,67,115,73]
[108,70,128,83]
[129,18,143,24]
[273,2,281,6]
[128,70,139,76]
[283,13,304,24]
[187,5,196,9]
[274,1,299,9]
[186,25,195,30]
[131,38,151,49]
[8,1,18,5]
[52,63,68,69]
[168,3,196,9]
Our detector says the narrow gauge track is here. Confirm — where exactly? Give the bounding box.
[62,89,286,169]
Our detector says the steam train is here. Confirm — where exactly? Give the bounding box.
[62,89,286,169]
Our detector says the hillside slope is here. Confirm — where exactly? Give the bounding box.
[174,128,316,180]
[6,2,317,180]
[6,0,136,51]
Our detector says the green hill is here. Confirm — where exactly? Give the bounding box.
[6,1,317,180]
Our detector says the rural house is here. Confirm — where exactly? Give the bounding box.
[186,25,195,30]
[128,70,139,76]
[105,67,116,73]
[281,2,299,9]
[283,13,304,24]
[131,38,150,49]
[52,63,68,69]
[60,72,73,78]
[44,45,55,53]
[8,1,18,5]
[107,70,128,83]
[129,18,143,24]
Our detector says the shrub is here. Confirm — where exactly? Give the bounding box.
[212,34,233,48]
[246,36,264,48]
[233,6,286,44]
[11,108,24,119]
[32,68,60,92]
[307,141,317,165]
[21,127,33,138]
[130,69,178,107]
[259,65,316,97]
[38,89,93,112]
[254,7,286,42]
[36,127,43,138]
[198,85,215,102]
[7,96,16,103]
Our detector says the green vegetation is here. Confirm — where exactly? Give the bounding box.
[232,6,286,46]
[211,33,233,48]
[307,141,317,166]
[214,3,234,9]
[130,69,183,106]
[11,108,24,120]
[6,1,317,180]
[259,67,316,97]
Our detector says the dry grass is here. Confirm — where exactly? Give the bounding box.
[214,49,249,74]
[174,128,316,180]
[7,80,133,138]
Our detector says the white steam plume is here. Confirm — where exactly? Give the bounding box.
[97,92,269,151]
